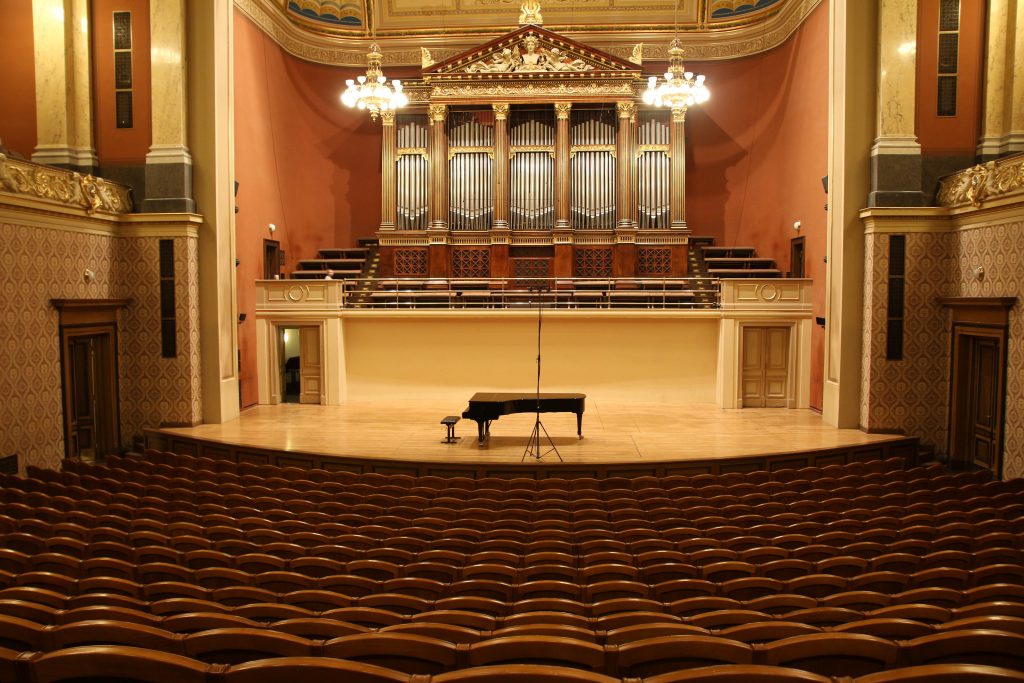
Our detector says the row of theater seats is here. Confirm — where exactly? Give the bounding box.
[0,452,1022,681]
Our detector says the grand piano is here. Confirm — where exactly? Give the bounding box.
[462,392,586,444]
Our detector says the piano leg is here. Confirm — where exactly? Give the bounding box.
[576,411,584,439]
[476,420,492,444]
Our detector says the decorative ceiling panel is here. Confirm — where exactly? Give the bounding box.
[241,0,819,66]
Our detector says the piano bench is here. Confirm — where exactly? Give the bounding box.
[441,415,461,443]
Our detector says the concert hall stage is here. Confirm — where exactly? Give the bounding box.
[147,401,917,478]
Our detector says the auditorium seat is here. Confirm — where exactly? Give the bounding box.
[223,656,415,683]
[27,645,211,683]
[852,664,1024,682]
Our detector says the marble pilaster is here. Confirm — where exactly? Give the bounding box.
[31,0,98,172]
[868,0,924,206]
[144,0,195,212]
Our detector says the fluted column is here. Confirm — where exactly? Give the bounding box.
[554,103,572,229]
[31,0,97,171]
[379,110,397,230]
[978,0,1024,158]
[669,107,688,230]
[428,104,448,230]
[492,104,510,229]
[615,101,636,230]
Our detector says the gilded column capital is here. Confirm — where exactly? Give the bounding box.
[428,104,448,124]
[380,110,396,125]
[492,103,510,120]
[671,107,687,123]
[616,101,637,119]
[555,103,572,120]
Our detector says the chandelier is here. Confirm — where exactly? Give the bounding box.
[643,39,709,111]
[340,43,408,120]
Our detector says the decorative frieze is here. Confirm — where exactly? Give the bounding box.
[936,155,1024,207]
[0,154,133,215]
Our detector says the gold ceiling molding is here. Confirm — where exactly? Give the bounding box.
[235,0,823,67]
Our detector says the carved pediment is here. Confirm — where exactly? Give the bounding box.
[424,26,642,80]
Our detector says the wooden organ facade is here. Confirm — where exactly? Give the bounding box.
[376,24,692,282]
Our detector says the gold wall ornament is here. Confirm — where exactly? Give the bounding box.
[637,144,670,157]
[421,47,434,68]
[431,81,635,100]
[0,154,132,214]
[428,104,448,124]
[510,145,556,159]
[671,107,686,123]
[630,43,643,65]
[519,0,543,26]
[554,102,572,119]
[448,146,495,160]
[492,103,510,119]
[465,33,595,73]
[397,147,429,159]
[936,155,1024,207]
[616,101,637,118]
[380,110,396,124]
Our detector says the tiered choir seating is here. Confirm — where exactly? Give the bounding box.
[1,453,1023,681]
[701,246,783,279]
[290,247,370,280]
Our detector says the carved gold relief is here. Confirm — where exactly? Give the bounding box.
[554,102,572,119]
[428,104,448,124]
[570,145,616,159]
[431,81,635,99]
[397,147,429,159]
[510,145,556,159]
[637,144,670,157]
[616,101,637,118]
[492,103,510,119]
[937,155,1024,207]
[0,154,133,214]
[421,47,435,68]
[465,33,595,74]
[449,146,495,160]
[518,0,543,26]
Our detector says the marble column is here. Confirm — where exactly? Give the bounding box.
[822,0,877,428]
[492,104,510,230]
[554,103,572,230]
[427,104,448,230]
[31,0,98,171]
[868,0,924,206]
[379,110,397,230]
[615,101,636,230]
[144,0,194,212]
[669,107,688,230]
[188,0,239,423]
[978,0,1024,158]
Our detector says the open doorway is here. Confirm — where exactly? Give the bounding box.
[279,326,323,404]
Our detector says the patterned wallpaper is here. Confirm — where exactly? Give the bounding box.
[862,216,1024,480]
[0,219,201,471]
[947,220,1024,479]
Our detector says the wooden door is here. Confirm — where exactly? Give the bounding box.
[264,239,281,280]
[741,326,790,408]
[298,326,322,405]
[62,328,118,460]
[950,329,1005,473]
[790,237,805,278]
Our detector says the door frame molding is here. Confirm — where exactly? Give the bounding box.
[258,318,335,405]
[51,299,130,460]
[939,296,1016,477]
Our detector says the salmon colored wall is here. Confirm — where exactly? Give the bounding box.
[234,9,395,407]
[91,0,152,164]
[915,0,985,155]
[0,0,37,158]
[684,0,829,409]
[234,3,829,409]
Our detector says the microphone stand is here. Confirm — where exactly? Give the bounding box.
[523,284,562,462]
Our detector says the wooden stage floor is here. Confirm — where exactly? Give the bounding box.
[157,401,903,466]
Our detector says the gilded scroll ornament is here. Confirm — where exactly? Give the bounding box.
[936,155,1024,207]
[630,43,643,65]
[421,47,435,69]
[0,153,132,214]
